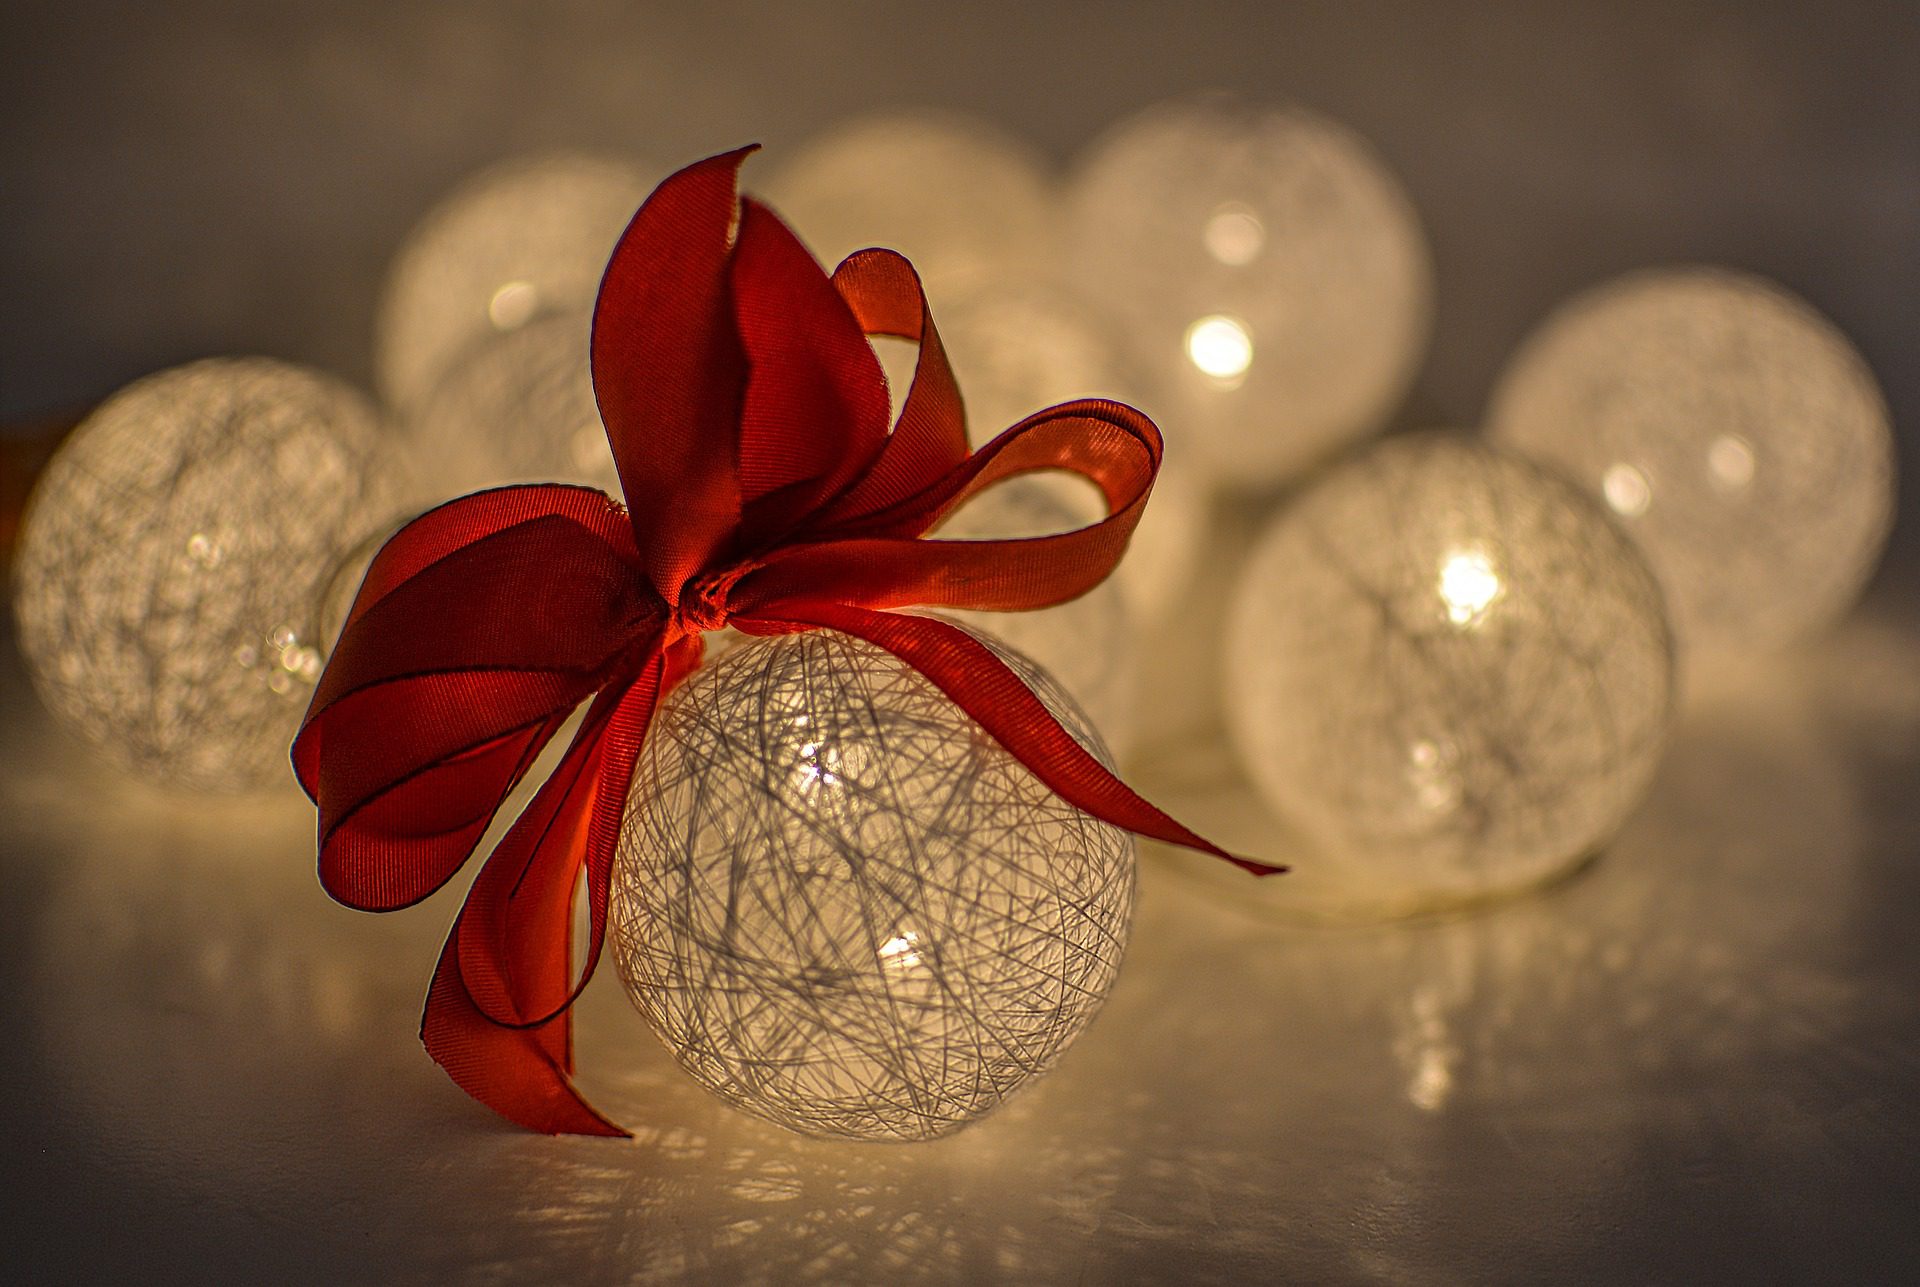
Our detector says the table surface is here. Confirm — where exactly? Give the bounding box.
[5,3,1919,1281]
[5,595,1920,1284]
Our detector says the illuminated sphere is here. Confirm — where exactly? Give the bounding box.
[611,626,1136,1141]
[760,112,1057,296]
[1223,435,1675,908]
[404,310,619,501]
[12,358,389,790]
[375,152,656,415]
[934,479,1138,756]
[1064,99,1433,488]
[1490,267,1896,653]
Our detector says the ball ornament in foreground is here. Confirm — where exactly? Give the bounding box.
[612,626,1136,1141]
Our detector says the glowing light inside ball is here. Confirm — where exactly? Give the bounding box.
[375,152,657,414]
[1065,98,1433,488]
[12,358,390,789]
[760,111,1057,297]
[1185,313,1254,382]
[1223,435,1675,910]
[1437,546,1502,627]
[1491,267,1896,652]
[611,627,1136,1141]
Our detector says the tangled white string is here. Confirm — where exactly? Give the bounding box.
[611,626,1136,1141]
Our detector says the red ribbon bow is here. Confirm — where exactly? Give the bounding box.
[293,146,1279,1137]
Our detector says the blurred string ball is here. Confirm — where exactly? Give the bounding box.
[406,310,619,500]
[934,282,1205,622]
[932,479,1138,757]
[1065,98,1433,489]
[375,152,657,416]
[12,358,390,790]
[611,626,1135,1142]
[1223,435,1675,912]
[1490,267,1896,655]
[760,111,1057,297]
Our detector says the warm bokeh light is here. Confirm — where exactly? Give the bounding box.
[611,626,1134,1142]
[1437,546,1502,627]
[1202,201,1265,266]
[1184,313,1255,381]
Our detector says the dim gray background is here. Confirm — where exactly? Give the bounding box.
[3,2,1918,1283]
[5,1,1916,471]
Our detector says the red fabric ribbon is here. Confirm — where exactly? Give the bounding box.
[294,146,1281,1138]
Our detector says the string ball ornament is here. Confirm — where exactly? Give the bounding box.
[12,357,389,790]
[1223,434,1675,911]
[760,111,1057,297]
[611,626,1137,1141]
[1490,267,1896,655]
[405,310,619,500]
[375,152,657,415]
[1064,98,1433,489]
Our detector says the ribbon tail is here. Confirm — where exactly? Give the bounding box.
[755,605,1284,877]
[422,653,668,1137]
[422,908,626,1137]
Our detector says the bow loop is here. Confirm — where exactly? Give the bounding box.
[293,486,660,914]
[733,398,1161,618]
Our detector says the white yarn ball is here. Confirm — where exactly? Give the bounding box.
[760,111,1057,297]
[375,152,657,415]
[11,358,389,789]
[1223,435,1675,909]
[1490,267,1896,654]
[611,626,1136,1141]
[1065,98,1433,489]
[403,310,619,502]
